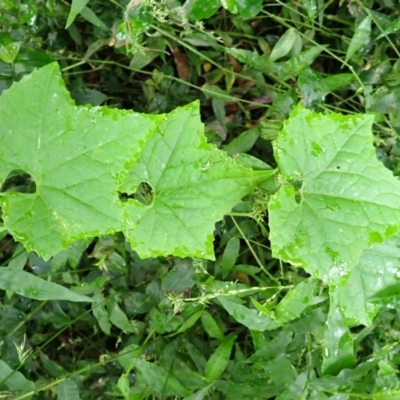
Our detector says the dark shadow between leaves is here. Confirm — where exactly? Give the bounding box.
[1,169,36,194]
[118,181,154,206]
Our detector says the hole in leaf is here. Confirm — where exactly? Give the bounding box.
[118,182,154,206]
[1,170,36,194]
[294,191,302,204]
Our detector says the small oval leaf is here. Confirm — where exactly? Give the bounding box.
[0,268,92,302]
[269,28,297,62]
[204,334,237,381]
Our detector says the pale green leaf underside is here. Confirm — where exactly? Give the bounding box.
[338,233,400,326]
[269,105,400,283]
[0,63,272,260]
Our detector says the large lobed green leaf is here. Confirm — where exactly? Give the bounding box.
[0,62,272,260]
[338,233,400,326]
[120,102,273,259]
[0,62,159,259]
[269,105,400,284]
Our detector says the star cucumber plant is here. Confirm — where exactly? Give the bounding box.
[0,62,274,261]
[2,62,400,340]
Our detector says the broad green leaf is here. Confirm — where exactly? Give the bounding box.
[338,234,400,326]
[0,41,20,64]
[204,334,237,381]
[224,127,260,156]
[226,48,270,72]
[161,260,195,292]
[57,378,80,400]
[250,297,275,317]
[219,381,281,398]
[121,102,274,260]
[40,352,67,378]
[301,0,318,18]
[1,63,269,260]
[202,83,231,100]
[149,308,181,334]
[79,6,108,30]
[201,310,224,339]
[221,236,240,278]
[298,68,353,107]
[275,278,318,324]
[107,298,137,333]
[277,371,308,400]
[359,60,391,85]
[132,358,191,397]
[92,290,111,335]
[370,88,400,114]
[309,358,379,391]
[0,359,35,394]
[0,62,159,259]
[6,244,27,303]
[271,47,324,81]
[269,105,400,283]
[185,341,207,373]
[7,243,28,269]
[129,36,166,70]
[65,0,90,28]
[185,0,221,20]
[226,46,323,80]
[345,16,371,63]
[117,374,130,398]
[0,268,91,302]
[248,330,293,360]
[322,288,354,376]
[176,310,203,334]
[183,385,212,400]
[376,19,400,40]
[218,297,279,331]
[264,353,297,386]
[118,344,140,372]
[269,28,297,63]
[220,0,262,17]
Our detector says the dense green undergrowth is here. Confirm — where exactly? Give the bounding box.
[2,0,400,399]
